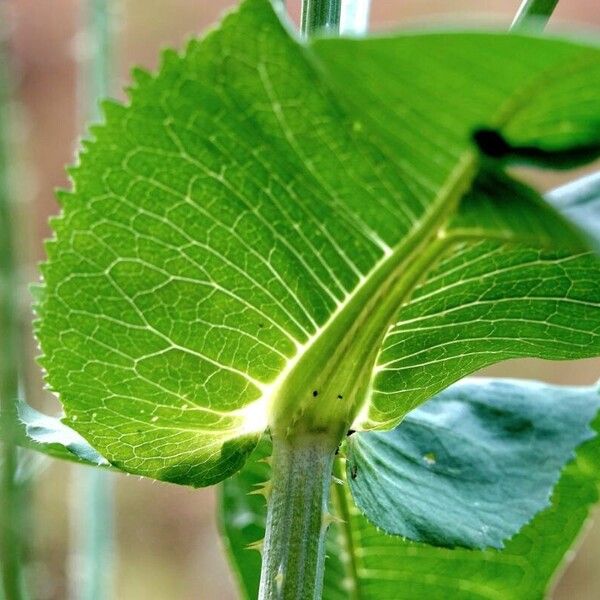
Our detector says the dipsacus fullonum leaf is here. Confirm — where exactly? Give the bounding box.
[345,379,600,549]
[35,0,600,485]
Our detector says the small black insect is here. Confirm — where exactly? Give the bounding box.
[312,390,318,397]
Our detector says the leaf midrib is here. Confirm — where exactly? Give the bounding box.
[268,152,476,435]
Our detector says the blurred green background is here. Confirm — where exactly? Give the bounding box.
[3,1,600,598]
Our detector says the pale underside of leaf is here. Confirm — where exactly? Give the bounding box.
[16,401,108,466]
[547,171,600,253]
[346,378,600,549]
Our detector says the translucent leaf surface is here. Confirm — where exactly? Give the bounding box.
[346,379,600,548]
[368,245,600,427]
[36,0,600,485]
[220,380,600,599]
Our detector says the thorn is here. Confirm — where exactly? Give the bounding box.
[248,481,271,499]
[337,448,346,459]
[246,539,264,555]
[322,512,344,528]
[275,571,285,589]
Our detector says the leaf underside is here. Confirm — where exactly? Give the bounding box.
[220,379,600,600]
[547,172,600,254]
[16,401,108,467]
[35,0,600,485]
[346,379,600,549]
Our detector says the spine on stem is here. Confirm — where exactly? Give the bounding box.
[259,434,337,600]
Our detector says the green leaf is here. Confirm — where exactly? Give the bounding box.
[346,378,600,549]
[365,174,600,429]
[447,168,587,247]
[547,172,600,253]
[362,169,600,427]
[36,0,600,486]
[315,31,600,166]
[366,245,600,428]
[16,401,108,467]
[219,380,600,599]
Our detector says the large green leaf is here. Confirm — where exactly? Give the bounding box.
[346,379,600,549]
[220,380,600,599]
[36,0,600,486]
[18,172,600,470]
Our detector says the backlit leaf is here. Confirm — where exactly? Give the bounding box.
[36,0,600,485]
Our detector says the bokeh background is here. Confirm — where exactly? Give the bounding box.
[2,1,600,598]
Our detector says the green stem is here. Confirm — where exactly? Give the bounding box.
[340,0,371,35]
[69,3,115,600]
[259,434,337,599]
[301,0,342,38]
[69,470,115,600]
[260,3,369,599]
[511,0,559,31]
[87,0,112,120]
[331,458,361,600]
[0,20,26,600]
